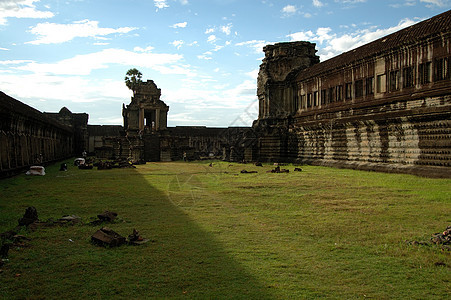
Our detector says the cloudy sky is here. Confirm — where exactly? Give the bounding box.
[1,0,450,127]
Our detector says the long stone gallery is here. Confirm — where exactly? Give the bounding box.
[1,10,450,178]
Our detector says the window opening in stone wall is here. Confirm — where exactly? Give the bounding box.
[366,77,374,95]
[345,82,352,100]
[321,89,326,105]
[376,74,386,93]
[300,95,306,109]
[307,93,312,108]
[434,57,449,81]
[402,66,414,88]
[389,70,400,91]
[419,62,431,84]
[336,85,343,102]
[355,80,363,98]
[313,91,318,106]
[328,87,334,103]
[293,94,299,111]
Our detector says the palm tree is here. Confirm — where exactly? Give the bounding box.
[124,68,143,95]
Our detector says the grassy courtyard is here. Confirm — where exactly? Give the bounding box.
[0,161,450,299]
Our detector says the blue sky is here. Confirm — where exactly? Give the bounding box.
[1,0,450,127]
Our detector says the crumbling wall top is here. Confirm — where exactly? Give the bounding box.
[262,41,318,61]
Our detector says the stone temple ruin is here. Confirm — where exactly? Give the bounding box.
[0,10,450,178]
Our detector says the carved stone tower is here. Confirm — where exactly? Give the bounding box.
[257,42,319,121]
[122,80,169,136]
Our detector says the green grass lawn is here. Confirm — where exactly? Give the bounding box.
[0,161,450,299]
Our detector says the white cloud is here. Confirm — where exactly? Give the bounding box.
[315,27,334,43]
[246,69,259,80]
[420,0,450,7]
[236,40,270,53]
[15,48,183,75]
[205,28,215,34]
[286,31,314,41]
[197,51,213,60]
[0,59,33,65]
[26,19,137,45]
[221,24,232,35]
[207,35,217,43]
[154,0,169,10]
[170,22,187,28]
[335,0,367,3]
[287,18,418,61]
[134,46,155,52]
[313,0,324,7]
[390,0,417,7]
[0,72,130,105]
[281,5,297,17]
[171,40,184,49]
[0,47,10,51]
[180,0,189,4]
[0,0,54,25]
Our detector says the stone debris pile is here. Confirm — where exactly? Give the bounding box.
[240,169,258,174]
[268,166,289,173]
[18,206,39,226]
[1,207,151,271]
[25,166,45,176]
[406,225,451,251]
[91,227,149,247]
[91,227,126,247]
[431,226,451,249]
[90,210,118,225]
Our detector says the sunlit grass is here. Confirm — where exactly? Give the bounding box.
[0,160,450,298]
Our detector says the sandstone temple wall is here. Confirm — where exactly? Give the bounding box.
[0,92,74,177]
[253,10,451,177]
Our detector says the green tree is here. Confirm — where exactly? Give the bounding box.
[124,68,143,95]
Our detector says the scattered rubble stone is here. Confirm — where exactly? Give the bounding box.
[98,211,117,222]
[78,164,93,170]
[91,227,126,247]
[431,226,451,246]
[59,163,68,171]
[406,240,429,246]
[89,210,119,225]
[128,229,149,245]
[97,161,113,170]
[25,166,45,176]
[74,158,85,166]
[28,221,55,231]
[268,166,289,173]
[294,168,302,172]
[18,206,39,226]
[240,169,258,174]
[1,230,17,242]
[406,226,451,251]
[254,162,263,167]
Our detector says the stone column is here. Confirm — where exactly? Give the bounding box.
[139,108,144,131]
[156,109,160,131]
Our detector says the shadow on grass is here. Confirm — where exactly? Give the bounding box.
[0,164,275,299]
[123,167,275,298]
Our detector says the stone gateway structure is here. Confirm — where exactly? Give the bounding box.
[0,11,450,178]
